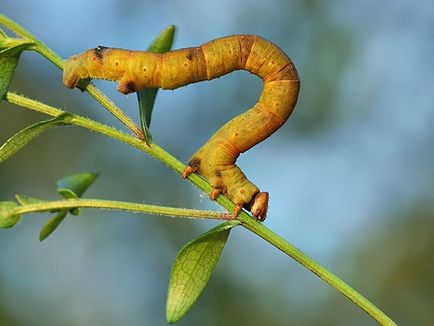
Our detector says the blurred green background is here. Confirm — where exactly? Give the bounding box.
[1,1,433,325]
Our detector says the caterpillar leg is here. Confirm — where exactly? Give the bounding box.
[210,188,223,200]
[182,155,268,221]
[232,192,268,221]
[181,165,197,179]
[182,163,226,202]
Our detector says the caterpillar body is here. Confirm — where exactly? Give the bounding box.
[63,35,300,221]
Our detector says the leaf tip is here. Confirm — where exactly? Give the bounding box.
[38,211,67,241]
[56,171,99,199]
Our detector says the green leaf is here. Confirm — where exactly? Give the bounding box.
[147,25,176,53]
[56,171,98,198]
[39,210,68,241]
[0,113,74,163]
[0,53,20,100]
[57,171,98,215]
[137,25,176,145]
[0,45,31,100]
[166,221,237,323]
[0,201,21,228]
[0,29,34,99]
[36,171,98,239]
[137,89,157,145]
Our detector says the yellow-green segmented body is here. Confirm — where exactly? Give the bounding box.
[63,35,300,220]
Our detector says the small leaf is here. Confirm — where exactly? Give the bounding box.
[0,54,20,100]
[56,171,98,198]
[0,113,74,163]
[57,171,98,215]
[0,201,21,228]
[166,221,238,323]
[147,25,176,53]
[137,89,157,145]
[0,30,34,99]
[137,25,176,145]
[39,210,67,241]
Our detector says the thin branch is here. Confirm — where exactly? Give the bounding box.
[239,216,397,325]
[9,198,231,221]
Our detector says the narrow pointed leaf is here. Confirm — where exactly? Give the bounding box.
[39,210,68,241]
[0,201,20,228]
[137,89,157,145]
[137,25,176,145]
[147,25,176,53]
[0,45,31,100]
[57,171,98,215]
[0,53,20,99]
[0,113,74,163]
[0,30,34,99]
[166,221,238,323]
[38,171,98,239]
[56,171,98,198]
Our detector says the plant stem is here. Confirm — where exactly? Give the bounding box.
[10,198,230,220]
[0,14,143,138]
[238,215,397,325]
[5,91,397,325]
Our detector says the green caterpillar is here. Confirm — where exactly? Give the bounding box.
[63,35,300,221]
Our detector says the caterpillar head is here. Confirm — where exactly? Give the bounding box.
[248,191,269,221]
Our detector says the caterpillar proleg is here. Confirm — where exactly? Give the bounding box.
[63,35,300,221]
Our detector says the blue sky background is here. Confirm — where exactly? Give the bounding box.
[1,1,433,325]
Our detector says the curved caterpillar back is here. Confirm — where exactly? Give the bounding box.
[64,35,300,221]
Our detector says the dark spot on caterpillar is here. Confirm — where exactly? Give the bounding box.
[214,170,222,177]
[125,80,136,93]
[187,157,201,169]
[94,46,108,60]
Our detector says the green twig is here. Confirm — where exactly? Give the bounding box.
[239,215,397,325]
[0,14,143,138]
[9,198,230,221]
